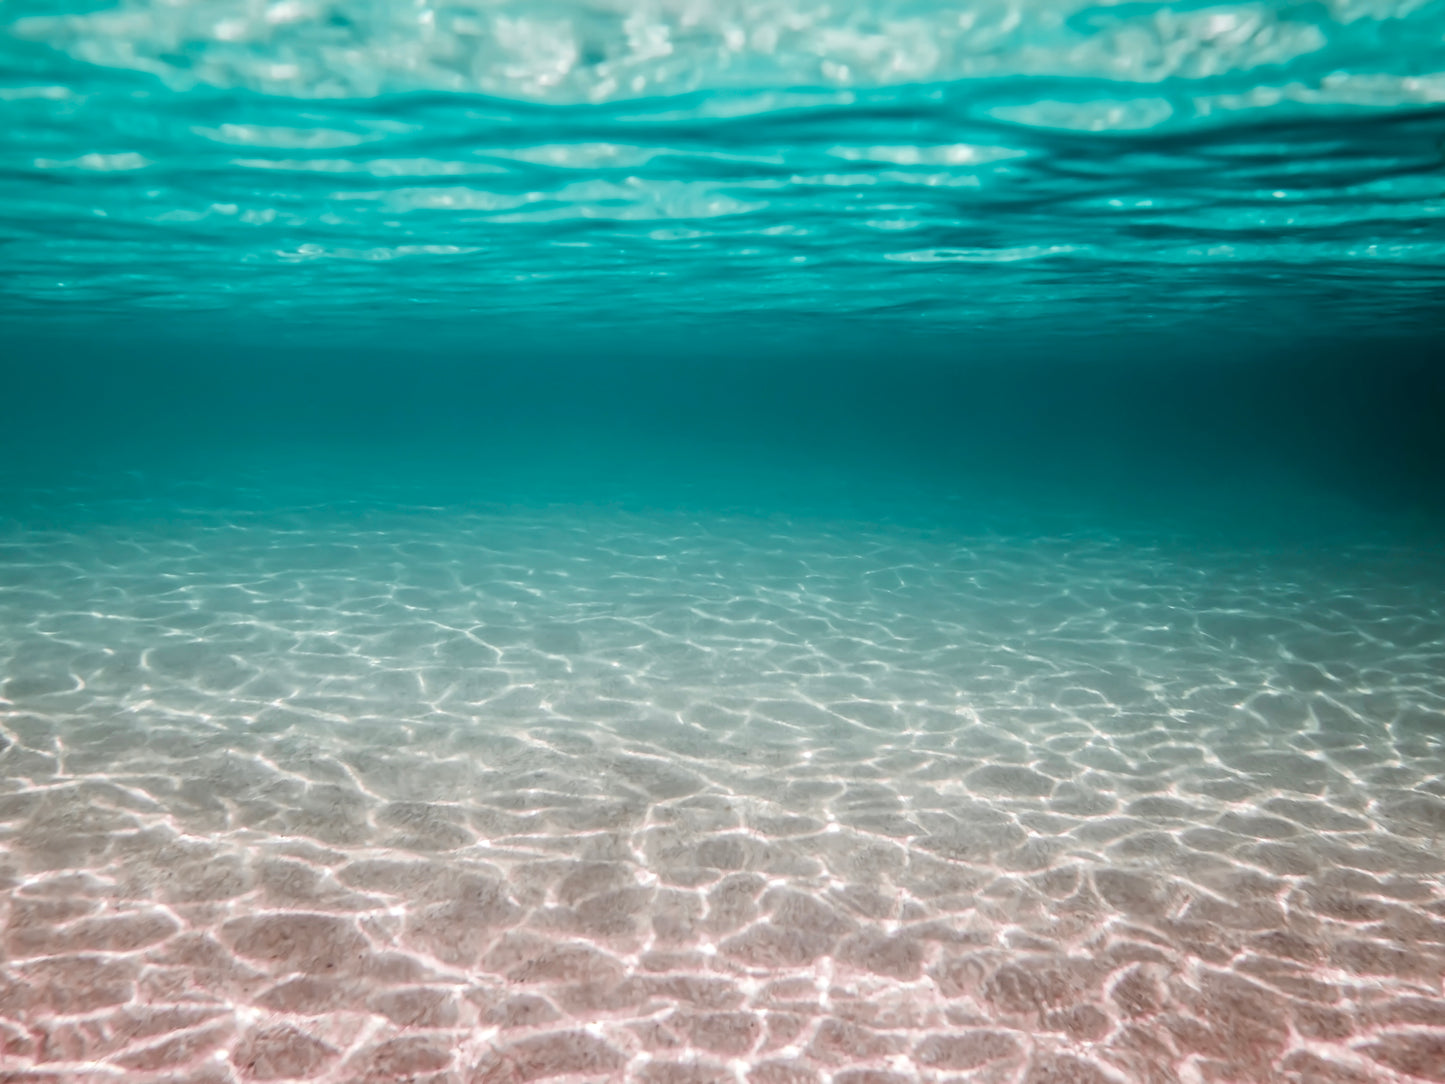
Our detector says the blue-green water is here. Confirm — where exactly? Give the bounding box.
[3,4,1445,1083]
[4,0,1445,528]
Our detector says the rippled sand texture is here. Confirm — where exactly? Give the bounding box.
[2,504,1443,1083]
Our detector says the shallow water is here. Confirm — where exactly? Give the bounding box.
[3,475,1445,1083]
[4,2,1445,1083]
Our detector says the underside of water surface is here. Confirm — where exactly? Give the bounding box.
[3,3,1445,1084]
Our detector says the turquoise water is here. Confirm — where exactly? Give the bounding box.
[3,3,1445,1083]
[4,0,1445,341]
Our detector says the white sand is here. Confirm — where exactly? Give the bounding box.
[1,498,1442,1083]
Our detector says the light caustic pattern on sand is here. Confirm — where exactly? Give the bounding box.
[1,505,1443,1083]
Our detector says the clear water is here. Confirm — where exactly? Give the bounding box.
[3,3,1445,1083]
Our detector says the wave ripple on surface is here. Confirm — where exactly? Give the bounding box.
[2,0,1444,336]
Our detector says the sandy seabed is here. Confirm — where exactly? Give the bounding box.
[1,497,1443,1084]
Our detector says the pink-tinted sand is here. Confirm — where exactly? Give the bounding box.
[1,507,1442,1083]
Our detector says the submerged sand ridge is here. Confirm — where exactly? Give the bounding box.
[0,502,1443,1083]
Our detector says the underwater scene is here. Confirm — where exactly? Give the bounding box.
[3,2,1445,1083]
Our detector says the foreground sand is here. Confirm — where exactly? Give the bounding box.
[1,500,1442,1083]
